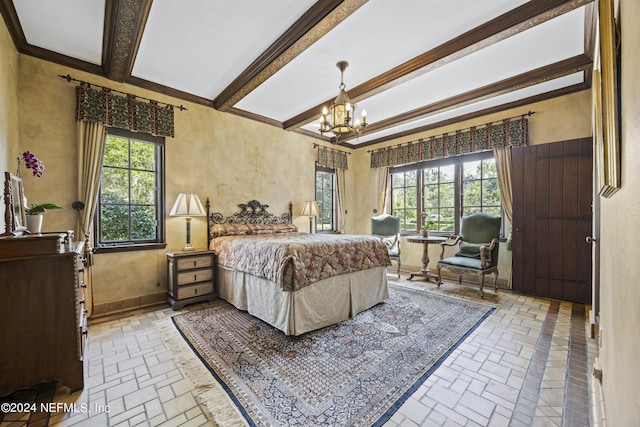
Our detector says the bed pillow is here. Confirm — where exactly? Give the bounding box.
[210,223,252,237]
[247,223,298,234]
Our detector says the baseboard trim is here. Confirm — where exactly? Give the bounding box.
[90,291,168,318]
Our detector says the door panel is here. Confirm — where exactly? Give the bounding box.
[512,138,592,304]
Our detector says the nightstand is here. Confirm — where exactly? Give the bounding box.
[167,250,215,310]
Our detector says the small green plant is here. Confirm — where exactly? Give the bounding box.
[420,220,435,232]
[25,203,63,216]
[420,211,435,231]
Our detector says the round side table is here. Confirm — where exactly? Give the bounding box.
[406,235,447,282]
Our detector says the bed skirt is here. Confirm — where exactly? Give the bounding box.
[215,266,389,336]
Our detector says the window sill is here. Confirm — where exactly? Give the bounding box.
[94,242,167,254]
[402,231,454,238]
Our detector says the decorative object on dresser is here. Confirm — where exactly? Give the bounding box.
[170,193,206,251]
[25,202,64,233]
[167,250,215,310]
[0,236,86,396]
[2,171,27,237]
[300,200,320,233]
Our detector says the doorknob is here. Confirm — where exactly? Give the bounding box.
[586,236,597,244]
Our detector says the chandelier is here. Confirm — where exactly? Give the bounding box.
[319,61,367,139]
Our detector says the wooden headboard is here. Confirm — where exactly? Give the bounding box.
[206,199,293,246]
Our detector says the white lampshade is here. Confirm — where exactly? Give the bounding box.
[301,201,320,217]
[301,201,320,234]
[170,193,205,251]
[170,193,206,217]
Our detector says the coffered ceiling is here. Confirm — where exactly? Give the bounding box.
[0,0,596,148]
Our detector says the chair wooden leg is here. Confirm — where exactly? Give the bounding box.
[479,273,485,298]
[493,270,498,292]
[436,265,442,287]
[397,260,401,278]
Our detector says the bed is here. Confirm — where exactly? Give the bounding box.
[206,199,391,335]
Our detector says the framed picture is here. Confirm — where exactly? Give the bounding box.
[596,0,621,198]
[2,171,27,237]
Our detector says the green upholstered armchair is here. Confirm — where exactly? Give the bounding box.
[371,214,401,278]
[437,212,501,297]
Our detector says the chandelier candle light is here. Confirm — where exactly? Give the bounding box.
[170,193,206,251]
[319,61,367,139]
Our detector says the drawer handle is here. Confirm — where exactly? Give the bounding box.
[194,288,198,295]
[193,260,197,267]
[81,282,87,288]
[78,299,85,305]
[194,274,197,281]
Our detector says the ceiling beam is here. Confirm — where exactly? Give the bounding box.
[339,54,592,143]
[103,0,153,82]
[283,0,594,130]
[349,82,590,149]
[213,0,368,112]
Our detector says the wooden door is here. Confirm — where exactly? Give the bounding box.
[512,138,592,304]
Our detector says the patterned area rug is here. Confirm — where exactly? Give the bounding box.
[170,284,493,426]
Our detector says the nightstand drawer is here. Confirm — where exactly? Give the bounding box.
[177,268,213,285]
[177,282,214,300]
[167,250,215,310]
[176,255,213,271]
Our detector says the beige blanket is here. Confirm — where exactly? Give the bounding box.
[210,233,391,292]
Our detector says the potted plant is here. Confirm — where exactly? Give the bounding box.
[420,212,436,237]
[25,203,63,233]
[420,220,435,237]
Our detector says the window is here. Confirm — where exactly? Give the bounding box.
[96,128,165,251]
[391,152,502,235]
[461,158,501,217]
[391,170,418,230]
[315,166,336,232]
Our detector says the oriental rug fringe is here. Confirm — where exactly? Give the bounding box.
[158,283,494,426]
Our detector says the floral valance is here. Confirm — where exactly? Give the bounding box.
[370,115,529,168]
[317,145,349,170]
[75,84,175,137]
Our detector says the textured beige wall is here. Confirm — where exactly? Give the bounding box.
[0,18,20,232]
[598,0,640,423]
[350,90,592,283]
[15,56,352,308]
[11,53,592,302]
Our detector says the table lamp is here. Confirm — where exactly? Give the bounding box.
[170,193,206,251]
[301,201,320,233]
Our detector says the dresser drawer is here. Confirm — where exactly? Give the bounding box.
[176,255,213,271]
[177,268,213,285]
[177,282,214,300]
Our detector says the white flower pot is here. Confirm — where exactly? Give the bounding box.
[26,214,43,233]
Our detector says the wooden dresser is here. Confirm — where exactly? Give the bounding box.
[167,250,215,310]
[0,235,86,396]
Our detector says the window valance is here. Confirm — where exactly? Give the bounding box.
[317,145,349,170]
[370,115,529,168]
[75,84,175,138]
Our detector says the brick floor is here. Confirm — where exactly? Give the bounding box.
[0,276,597,426]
